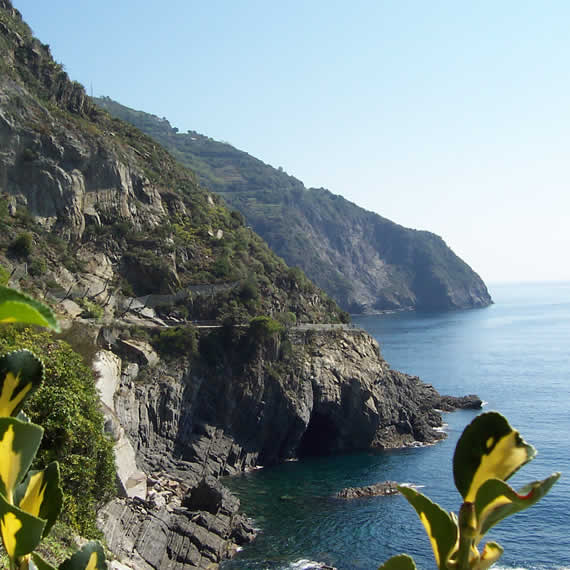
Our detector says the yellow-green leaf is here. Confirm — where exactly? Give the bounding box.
[399,486,458,569]
[477,541,504,569]
[0,350,44,418]
[59,541,107,570]
[0,417,43,502]
[0,492,45,559]
[0,286,60,332]
[14,462,63,538]
[378,553,417,569]
[474,473,560,541]
[453,412,536,501]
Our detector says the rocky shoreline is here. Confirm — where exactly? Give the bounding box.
[92,326,481,569]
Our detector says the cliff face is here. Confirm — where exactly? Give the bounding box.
[92,324,475,568]
[113,328,445,481]
[0,1,346,326]
[0,3,481,568]
[94,97,493,314]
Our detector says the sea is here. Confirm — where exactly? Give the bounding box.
[222,282,570,570]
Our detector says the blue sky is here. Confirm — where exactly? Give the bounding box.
[13,0,570,283]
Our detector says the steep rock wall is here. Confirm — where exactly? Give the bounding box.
[113,329,445,480]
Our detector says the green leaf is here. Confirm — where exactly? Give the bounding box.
[453,412,536,501]
[14,462,63,538]
[378,553,417,569]
[0,492,46,559]
[477,541,504,569]
[0,286,60,332]
[474,473,560,541]
[0,350,44,417]
[30,552,58,570]
[59,541,107,570]
[399,486,458,569]
[0,417,43,501]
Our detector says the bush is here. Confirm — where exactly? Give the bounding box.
[28,256,47,276]
[77,298,104,320]
[239,277,259,302]
[0,264,10,285]
[152,325,198,358]
[0,327,116,537]
[248,316,283,340]
[10,231,33,257]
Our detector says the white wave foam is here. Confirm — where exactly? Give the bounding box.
[399,482,425,489]
[287,560,331,570]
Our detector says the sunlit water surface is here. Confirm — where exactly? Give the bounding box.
[222,283,570,569]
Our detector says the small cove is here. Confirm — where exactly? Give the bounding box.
[223,283,570,569]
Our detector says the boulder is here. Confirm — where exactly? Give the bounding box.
[336,481,399,499]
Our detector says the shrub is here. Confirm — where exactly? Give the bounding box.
[0,264,10,285]
[239,277,259,302]
[10,231,33,257]
[152,325,198,358]
[0,327,116,538]
[28,256,47,276]
[77,298,103,320]
[248,316,283,341]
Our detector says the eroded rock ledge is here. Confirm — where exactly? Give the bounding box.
[95,327,479,568]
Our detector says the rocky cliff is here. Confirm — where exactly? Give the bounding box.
[109,328,448,479]
[91,323,476,568]
[0,1,346,326]
[94,97,493,314]
[0,3,480,568]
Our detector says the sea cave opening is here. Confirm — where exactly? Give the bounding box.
[297,412,340,457]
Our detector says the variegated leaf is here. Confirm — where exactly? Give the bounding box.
[474,473,560,541]
[0,491,45,559]
[14,462,63,538]
[453,412,536,501]
[0,417,43,501]
[0,350,44,418]
[476,541,504,569]
[59,541,107,570]
[399,486,458,569]
[0,286,60,332]
[378,553,417,569]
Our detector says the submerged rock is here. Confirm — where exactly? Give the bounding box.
[336,481,400,499]
[436,394,483,410]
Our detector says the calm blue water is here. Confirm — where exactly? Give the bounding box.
[223,282,570,570]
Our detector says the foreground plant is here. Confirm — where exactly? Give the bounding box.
[0,285,106,569]
[379,412,560,569]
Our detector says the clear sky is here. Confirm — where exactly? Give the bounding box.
[12,0,570,284]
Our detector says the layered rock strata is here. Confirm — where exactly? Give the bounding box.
[95,326,479,569]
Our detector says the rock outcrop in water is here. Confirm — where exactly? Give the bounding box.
[92,323,479,569]
[336,481,400,499]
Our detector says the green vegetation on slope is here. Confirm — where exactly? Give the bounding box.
[94,96,492,313]
[0,1,346,324]
[0,326,116,538]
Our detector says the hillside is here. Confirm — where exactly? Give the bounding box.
[0,1,346,326]
[94,96,493,313]
[0,3,485,567]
